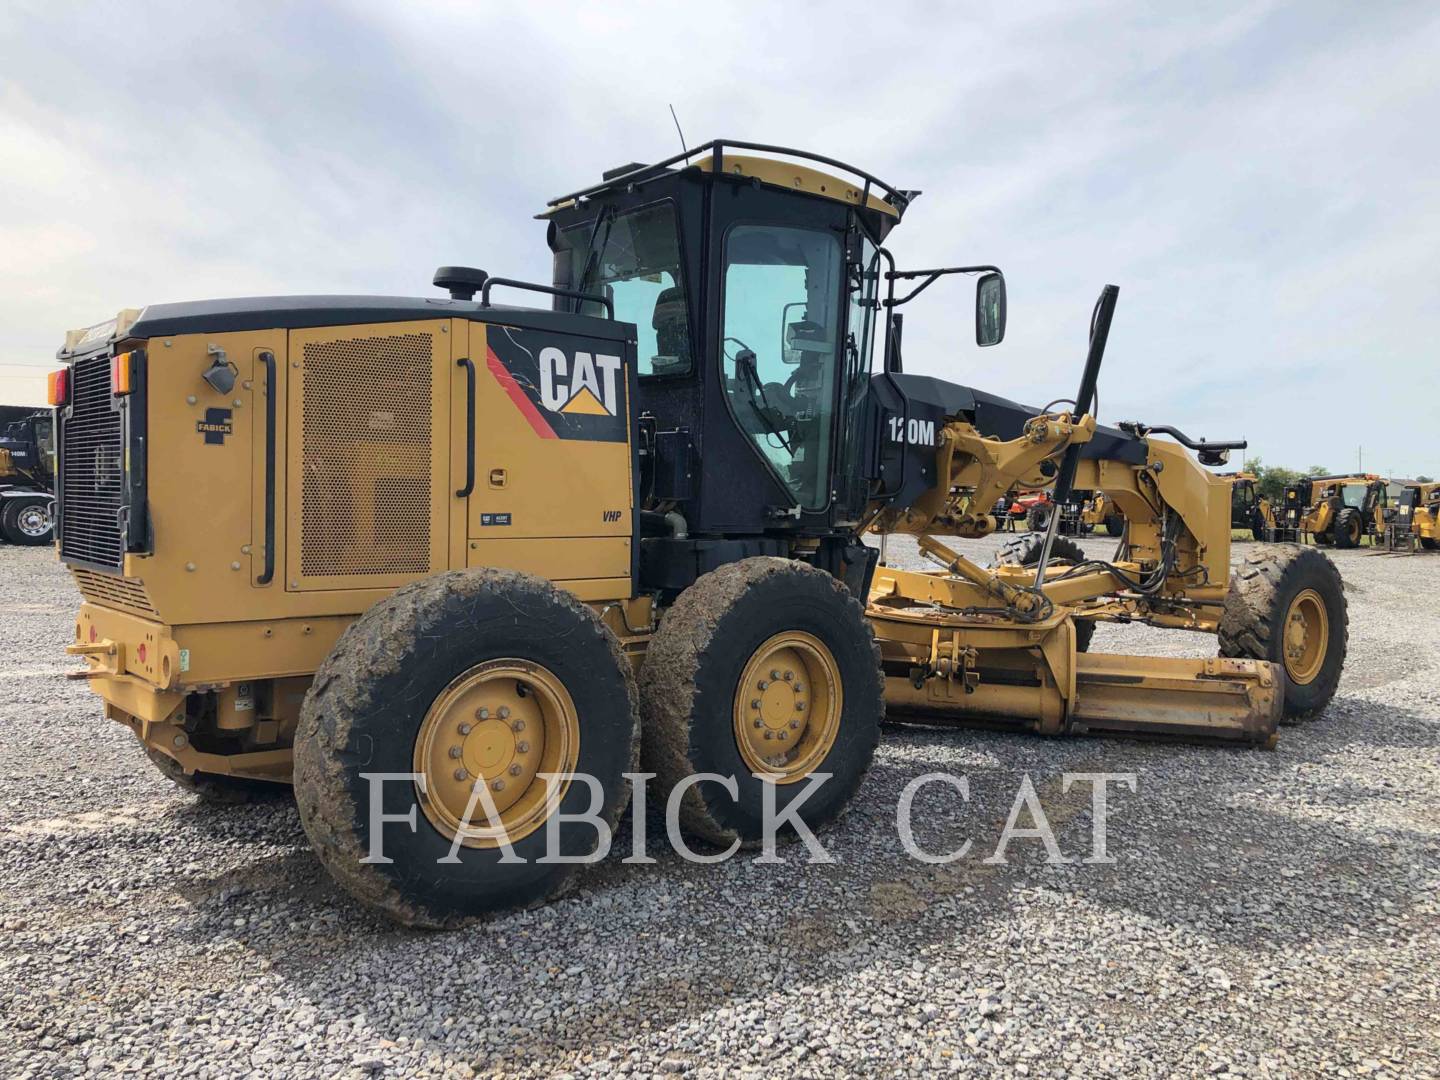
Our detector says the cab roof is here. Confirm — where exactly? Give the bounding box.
[542,139,914,223]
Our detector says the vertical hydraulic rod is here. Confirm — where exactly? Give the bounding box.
[1034,284,1120,586]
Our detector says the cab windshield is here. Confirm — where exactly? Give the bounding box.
[1340,484,1368,509]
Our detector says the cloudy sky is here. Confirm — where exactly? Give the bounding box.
[2,2,1436,475]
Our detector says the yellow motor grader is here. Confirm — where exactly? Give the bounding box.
[53,141,1347,926]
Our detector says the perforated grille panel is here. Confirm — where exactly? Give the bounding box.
[299,332,434,578]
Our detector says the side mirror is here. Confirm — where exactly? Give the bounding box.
[976,272,1006,347]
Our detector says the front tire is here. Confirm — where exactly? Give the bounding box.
[293,569,639,928]
[1218,546,1347,721]
[639,558,881,847]
[1103,514,1124,537]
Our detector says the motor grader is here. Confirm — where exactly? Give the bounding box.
[52,141,1347,927]
[1273,474,1388,547]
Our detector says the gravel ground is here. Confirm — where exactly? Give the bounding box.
[2,538,1438,1079]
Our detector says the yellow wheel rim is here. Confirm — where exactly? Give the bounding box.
[1282,589,1329,685]
[413,659,579,848]
[732,631,842,783]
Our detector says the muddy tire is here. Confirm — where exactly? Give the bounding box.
[1,497,53,545]
[639,558,881,848]
[1103,514,1125,537]
[1218,545,1347,722]
[1026,505,1050,531]
[145,747,290,805]
[293,568,639,928]
[992,534,1097,652]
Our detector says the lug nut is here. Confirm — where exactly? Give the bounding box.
[476,707,489,720]
[795,701,806,711]
[759,680,769,690]
[509,764,522,777]
[516,740,530,753]
[458,722,472,735]
[783,670,794,682]
[770,670,781,680]
[753,719,763,729]
[512,719,526,733]
[794,684,804,693]
[778,732,788,742]
[789,720,800,730]
[453,768,468,781]
[763,731,774,741]
[449,746,462,759]
[498,706,510,720]
[751,699,761,709]
[491,779,505,792]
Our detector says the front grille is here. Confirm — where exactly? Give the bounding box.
[299,332,434,577]
[59,355,125,570]
[72,568,158,617]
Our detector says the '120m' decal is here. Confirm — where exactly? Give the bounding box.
[486,327,627,443]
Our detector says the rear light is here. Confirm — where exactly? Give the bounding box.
[111,351,133,395]
[47,368,69,406]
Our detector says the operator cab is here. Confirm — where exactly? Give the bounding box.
[540,141,1004,593]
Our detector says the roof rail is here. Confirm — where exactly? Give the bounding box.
[546,139,912,216]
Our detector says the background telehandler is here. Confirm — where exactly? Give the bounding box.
[53,141,1347,927]
[1222,471,1274,540]
[1273,474,1388,547]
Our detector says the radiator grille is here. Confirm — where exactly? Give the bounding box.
[58,354,125,570]
[300,333,434,577]
[72,568,158,617]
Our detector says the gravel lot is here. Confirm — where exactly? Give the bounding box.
[2,538,1438,1079]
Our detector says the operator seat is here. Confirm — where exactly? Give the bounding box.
[650,287,691,376]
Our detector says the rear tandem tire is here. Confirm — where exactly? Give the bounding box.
[1218,545,1347,722]
[992,534,1097,652]
[638,558,882,848]
[145,748,291,805]
[293,568,639,928]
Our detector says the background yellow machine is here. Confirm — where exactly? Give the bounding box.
[1273,474,1391,547]
[53,141,1348,926]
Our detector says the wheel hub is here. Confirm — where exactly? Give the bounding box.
[413,659,577,847]
[17,505,49,536]
[733,632,841,783]
[1282,589,1328,685]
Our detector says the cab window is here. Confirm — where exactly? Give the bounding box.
[568,203,692,378]
[720,224,843,510]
